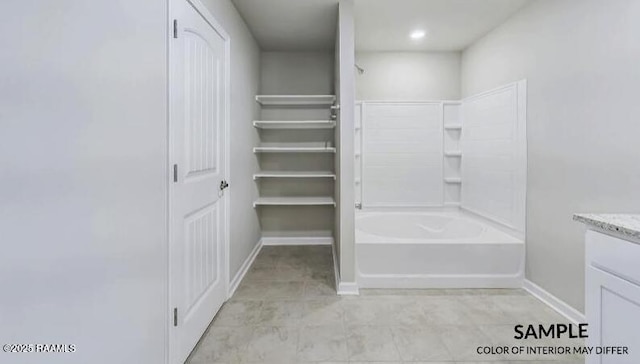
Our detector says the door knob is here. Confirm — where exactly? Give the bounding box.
[220,180,229,191]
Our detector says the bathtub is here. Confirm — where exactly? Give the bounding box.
[356,210,525,288]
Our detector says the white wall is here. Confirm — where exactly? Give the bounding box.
[0,1,261,363]
[356,52,461,100]
[462,0,640,312]
[201,0,262,286]
[334,19,342,272]
[336,0,357,285]
[0,1,167,363]
[260,51,335,94]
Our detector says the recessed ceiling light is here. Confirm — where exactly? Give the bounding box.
[410,30,426,40]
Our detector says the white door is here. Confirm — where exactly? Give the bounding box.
[169,0,228,362]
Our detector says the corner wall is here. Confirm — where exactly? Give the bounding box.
[461,0,640,312]
[260,51,335,95]
[356,51,461,100]
[201,0,262,282]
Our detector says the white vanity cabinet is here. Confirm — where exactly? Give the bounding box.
[576,214,640,364]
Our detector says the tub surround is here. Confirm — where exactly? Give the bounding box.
[573,213,640,243]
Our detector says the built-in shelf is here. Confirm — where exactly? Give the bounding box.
[253,143,336,153]
[255,95,336,106]
[444,151,462,157]
[253,120,335,129]
[253,196,336,208]
[253,171,336,180]
[444,124,463,130]
[444,177,462,184]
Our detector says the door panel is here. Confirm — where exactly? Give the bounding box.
[184,203,220,312]
[586,265,640,364]
[170,0,227,362]
[184,31,219,176]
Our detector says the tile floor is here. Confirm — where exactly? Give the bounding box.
[187,245,584,364]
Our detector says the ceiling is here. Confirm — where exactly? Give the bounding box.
[232,0,531,52]
[355,0,531,51]
[231,0,339,51]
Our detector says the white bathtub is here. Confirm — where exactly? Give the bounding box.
[356,211,525,288]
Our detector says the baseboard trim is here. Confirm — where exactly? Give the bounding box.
[357,272,523,289]
[337,281,360,295]
[261,236,334,246]
[228,239,262,298]
[523,279,585,324]
[331,241,359,295]
[331,243,341,294]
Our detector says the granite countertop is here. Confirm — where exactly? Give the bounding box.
[574,213,640,243]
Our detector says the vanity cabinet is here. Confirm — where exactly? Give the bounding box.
[583,227,640,364]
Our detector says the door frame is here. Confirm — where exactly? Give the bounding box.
[166,0,231,362]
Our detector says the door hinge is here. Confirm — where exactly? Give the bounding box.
[173,307,178,327]
[173,19,178,38]
[173,164,178,183]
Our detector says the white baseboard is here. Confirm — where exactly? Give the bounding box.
[331,241,360,295]
[228,239,262,298]
[261,236,334,246]
[331,243,341,293]
[357,272,523,289]
[337,281,360,295]
[524,279,585,324]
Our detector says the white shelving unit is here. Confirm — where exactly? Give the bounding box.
[253,120,336,129]
[253,95,337,211]
[253,143,336,153]
[253,196,336,207]
[255,95,336,106]
[443,102,462,206]
[253,171,336,180]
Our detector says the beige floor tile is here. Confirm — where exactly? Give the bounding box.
[439,324,503,362]
[417,296,475,325]
[244,326,298,362]
[346,325,401,361]
[458,295,519,325]
[262,281,305,299]
[390,325,453,362]
[232,280,269,300]
[187,326,252,363]
[301,298,344,326]
[190,246,579,364]
[212,300,263,326]
[304,276,336,297]
[270,265,312,281]
[257,300,304,326]
[297,325,349,362]
[342,299,390,326]
[492,295,567,324]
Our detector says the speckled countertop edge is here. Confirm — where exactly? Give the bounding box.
[574,213,640,242]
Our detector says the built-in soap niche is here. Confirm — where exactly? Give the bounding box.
[443,102,462,206]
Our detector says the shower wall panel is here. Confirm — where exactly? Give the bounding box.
[362,103,443,207]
